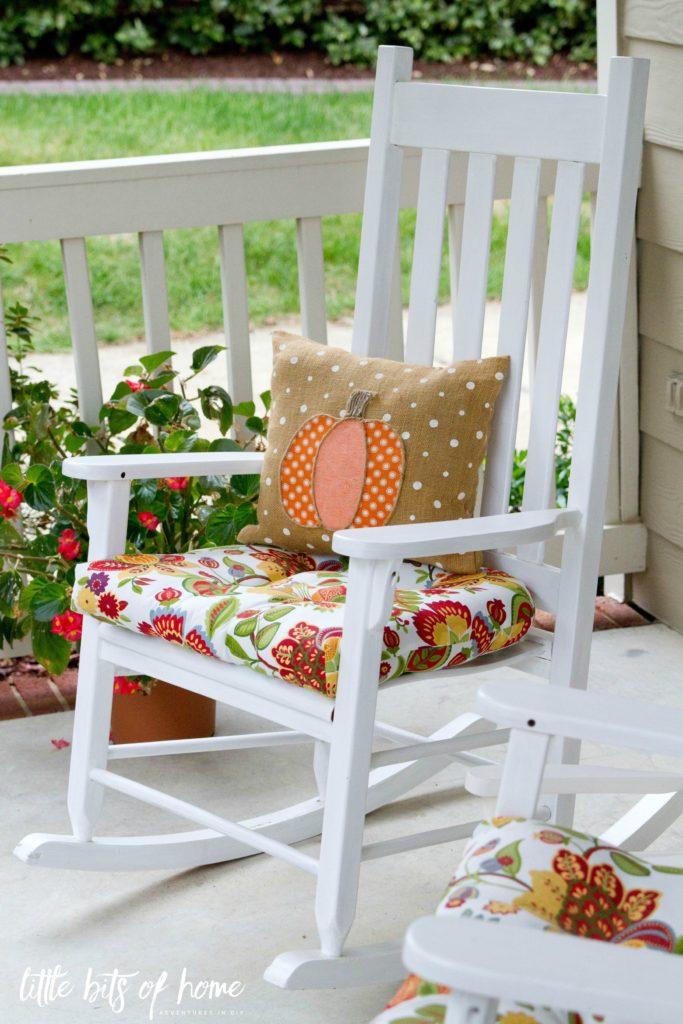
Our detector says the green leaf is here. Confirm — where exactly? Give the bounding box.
[224,634,251,662]
[199,385,233,435]
[245,415,266,435]
[204,507,239,546]
[233,400,256,418]
[20,580,69,622]
[230,473,261,499]
[610,851,651,877]
[31,622,71,676]
[134,478,158,504]
[190,345,224,374]
[234,616,258,637]
[496,839,522,876]
[254,623,279,650]
[209,438,241,453]
[144,393,181,426]
[259,390,272,412]
[23,464,56,511]
[262,605,291,622]
[205,597,239,638]
[0,570,22,616]
[107,407,138,435]
[139,350,175,373]
[1,463,23,488]
[123,364,145,377]
[653,864,683,876]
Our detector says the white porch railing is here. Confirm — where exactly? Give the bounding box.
[0,138,646,590]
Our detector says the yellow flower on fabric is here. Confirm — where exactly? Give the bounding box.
[499,1013,543,1024]
[76,588,98,614]
[513,869,566,925]
[484,900,520,916]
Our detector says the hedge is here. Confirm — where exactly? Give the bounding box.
[0,2,596,68]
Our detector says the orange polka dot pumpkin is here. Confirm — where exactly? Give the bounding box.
[280,390,405,531]
[238,332,510,572]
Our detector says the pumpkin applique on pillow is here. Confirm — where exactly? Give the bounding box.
[238,332,510,573]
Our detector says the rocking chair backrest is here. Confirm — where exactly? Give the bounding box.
[353,48,648,627]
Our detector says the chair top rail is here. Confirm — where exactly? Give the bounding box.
[391,80,606,164]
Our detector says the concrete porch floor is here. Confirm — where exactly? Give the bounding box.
[3,622,683,1023]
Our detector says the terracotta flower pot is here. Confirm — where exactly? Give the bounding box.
[110,680,216,744]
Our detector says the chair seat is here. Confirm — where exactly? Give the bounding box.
[372,817,683,1024]
[72,542,534,698]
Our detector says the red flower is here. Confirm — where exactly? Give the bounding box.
[113,676,143,694]
[164,477,189,491]
[137,511,159,530]
[97,591,128,620]
[413,600,472,646]
[379,660,391,678]
[50,738,70,749]
[57,528,82,561]
[198,557,219,568]
[383,626,400,651]
[155,587,181,603]
[51,608,83,642]
[125,379,150,392]
[0,479,22,519]
[139,611,185,645]
[486,598,506,625]
[470,614,495,654]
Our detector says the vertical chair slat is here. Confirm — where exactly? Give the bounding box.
[447,203,464,362]
[405,148,450,365]
[138,230,171,356]
[520,159,585,559]
[452,152,497,360]
[296,217,328,344]
[526,195,549,393]
[217,223,253,407]
[481,157,542,516]
[60,237,104,426]
[385,233,405,360]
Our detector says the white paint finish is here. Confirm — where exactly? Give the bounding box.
[624,0,683,49]
[138,229,171,356]
[405,148,450,364]
[468,761,683,797]
[446,202,464,360]
[63,450,265,480]
[217,223,253,407]
[632,529,683,633]
[638,240,683,351]
[639,334,683,453]
[618,236,641,522]
[452,153,496,361]
[637,142,683,253]
[626,36,683,151]
[404,917,682,1024]
[391,82,606,163]
[482,157,541,515]
[60,237,103,425]
[296,216,328,343]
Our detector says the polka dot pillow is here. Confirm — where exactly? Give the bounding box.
[238,332,510,573]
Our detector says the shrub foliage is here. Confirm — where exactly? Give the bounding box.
[0,2,596,68]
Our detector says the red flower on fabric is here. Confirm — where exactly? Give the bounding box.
[198,557,220,568]
[164,477,189,491]
[57,528,82,561]
[138,612,185,645]
[486,598,506,625]
[379,660,392,678]
[413,600,472,646]
[138,511,159,531]
[155,587,182,603]
[383,626,400,651]
[271,622,326,690]
[185,628,217,658]
[97,591,128,620]
[125,379,150,392]
[51,608,83,641]
[0,479,22,519]
[470,614,495,654]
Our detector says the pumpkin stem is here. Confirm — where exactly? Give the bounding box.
[346,389,376,419]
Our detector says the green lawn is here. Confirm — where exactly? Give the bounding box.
[0,89,590,351]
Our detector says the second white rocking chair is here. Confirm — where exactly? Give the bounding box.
[16,47,649,990]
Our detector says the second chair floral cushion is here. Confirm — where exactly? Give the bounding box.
[371,816,683,1024]
[72,542,534,698]
[238,332,510,574]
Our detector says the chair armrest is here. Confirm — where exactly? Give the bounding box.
[404,917,681,1024]
[63,451,265,481]
[476,679,683,760]
[332,508,580,560]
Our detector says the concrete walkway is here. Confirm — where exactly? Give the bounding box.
[3,621,683,1022]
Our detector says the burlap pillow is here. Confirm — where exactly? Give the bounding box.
[239,332,510,572]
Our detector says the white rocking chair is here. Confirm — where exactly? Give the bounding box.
[16,47,650,990]
[394,678,683,1024]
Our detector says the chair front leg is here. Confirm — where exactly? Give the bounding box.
[315,556,398,957]
[67,619,115,840]
[68,477,130,841]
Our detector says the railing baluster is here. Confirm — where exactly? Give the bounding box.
[217,224,253,409]
[527,195,549,393]
[452,152,497,360]
[386,231,404,360]
[138,230,171,356]
[296,216,327,344]
[60,237,103,426]
[447,203,464,362]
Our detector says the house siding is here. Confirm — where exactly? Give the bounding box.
[620,1,683,630]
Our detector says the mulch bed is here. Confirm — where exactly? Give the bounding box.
[0,51,595,84]
[0,597,648,724]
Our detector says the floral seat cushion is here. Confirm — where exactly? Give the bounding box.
[72,542,534,698]
[372,817,683,1024]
